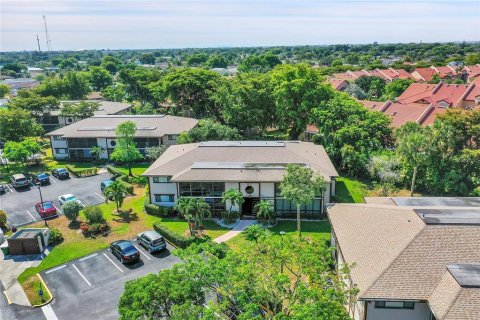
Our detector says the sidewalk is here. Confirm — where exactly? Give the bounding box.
[213,220,256,243]
[0,250,47,306]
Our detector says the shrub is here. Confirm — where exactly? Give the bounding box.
[221,210,240,224]
[153,223,197,248]
[66,165,98,177]
[63,201,83,223]
[117,179,134,195]
[83,206,105,224]
[0,210,6,229]
[106,165,122,175]
[145,203,171,217]
[80,222,90,233]
[49,227,64,245]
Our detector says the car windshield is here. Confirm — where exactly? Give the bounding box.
[38,173,48,178]
[65,196,76,201]
[58,168,67,173]
[16,177,27,182]
[42,202,54,209]
[104,180,113,186]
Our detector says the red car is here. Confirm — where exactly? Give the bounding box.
[35,201,58,219]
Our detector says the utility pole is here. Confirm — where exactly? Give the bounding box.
[43,15,52,51]
[36,34,42,52]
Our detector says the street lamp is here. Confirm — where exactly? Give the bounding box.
[279,231,285,273]
[36,183,48,227]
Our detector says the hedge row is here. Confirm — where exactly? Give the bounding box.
[106,165,121,175]
[153,222,196,248]
[66,165,98,177]
[144,203,171,217]
[105,165,134,194]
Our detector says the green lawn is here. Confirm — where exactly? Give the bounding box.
[226,220,331,251]
[18,190,229,289]
[335,177,370,203]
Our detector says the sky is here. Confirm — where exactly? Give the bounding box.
[1,0,479,51]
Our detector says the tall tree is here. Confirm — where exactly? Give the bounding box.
[395,122,430,196]
[110,121,143,176]
[269,64,333,139]
[60,101,100,119]
[383,79,413,100]
[238,51,281,73]
[7,91,59,117]
[280,164,327,235]
[88,66,112,91]
[215,72,276,136]
[0,108,43,141]
[62,71,91,99]
[0,84,9,98]
[149,68,223,118]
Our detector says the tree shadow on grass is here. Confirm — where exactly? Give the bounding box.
[68,221,81,230]
[112,209,139,223]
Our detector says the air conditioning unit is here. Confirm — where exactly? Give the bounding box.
[66,117,74,124]
[109,140,116,147]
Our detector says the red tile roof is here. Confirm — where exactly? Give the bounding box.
[433,66,458,78]
[305,124,319,133]
[397,83,469,107]
[463,83,480,102]
[357,100,387,112]
[327,78,349,91]
[394,69,415,80]
[464,65,480,80]
[412,67,437,81]
[381,102,432,127]
[369,69,391,81]
[420,106,448,126]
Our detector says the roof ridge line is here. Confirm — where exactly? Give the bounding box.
[428,269,462,320]
[360,223,426,299]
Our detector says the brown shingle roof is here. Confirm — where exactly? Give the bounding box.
[444,288,480,320]
[328,204,425,296]
[362,225,480,300]
[143,141,339,182]
[45,115,198,138]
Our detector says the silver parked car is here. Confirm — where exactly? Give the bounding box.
[10,174,29,188]
[136,231,166,253]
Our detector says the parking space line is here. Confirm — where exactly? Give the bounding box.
[41,304,59,320]
[25,209,36,221]
[53,205,63,215]
[6,184,13,192]
[94,192,106,201]
[133,244,151,260]
[102,252,124,273]
[45,264,67,274]
[72,264,92,287]
[79,253,98,262]
[50,177,57,184]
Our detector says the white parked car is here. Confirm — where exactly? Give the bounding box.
[58,194,82,206]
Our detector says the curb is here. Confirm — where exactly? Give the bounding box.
[3,290,12,304]
[32,274,53,307]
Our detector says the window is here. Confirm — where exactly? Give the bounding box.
[168,135,175,140]
[69,149,92,160]
[53,136,65,141]
[178,182,225,197]
[153,176,171,183]
[67,138,97,148]
[374,301,415,309]
[154,194,175,203]
[135,138,159,148]
[54,148,68,155]
[204,198,225,212]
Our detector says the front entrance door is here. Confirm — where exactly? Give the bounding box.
[242,197,259,216]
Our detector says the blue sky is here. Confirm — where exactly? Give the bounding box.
[1,0,479,51]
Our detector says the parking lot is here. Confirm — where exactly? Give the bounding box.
[0,173,111,227]
[41,241,181,320]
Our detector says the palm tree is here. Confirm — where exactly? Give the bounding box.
[242,224,269,244]
[90,146,104,163]
[191,198,211,229]
[222,188,244,214]
[104,180,127,212]
[175,197,196,235]
[255,200,275,224]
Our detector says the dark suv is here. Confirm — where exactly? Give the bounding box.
[31,172,50,185]
[110,240,140,264]
[51,168,70,179]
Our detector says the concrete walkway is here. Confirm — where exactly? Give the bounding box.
[213,220,256,243]
[0,250,46,306]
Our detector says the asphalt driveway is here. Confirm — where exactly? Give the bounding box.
[40,241,181,320]
[0,173,111,227]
